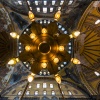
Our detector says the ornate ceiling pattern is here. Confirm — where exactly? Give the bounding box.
[0,3,17,92]
[1,0,78,16]
[0,0,100,100]
[75,1,100,95]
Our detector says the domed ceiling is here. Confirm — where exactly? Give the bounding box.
[18,21,72,75]
[0,0,100,99]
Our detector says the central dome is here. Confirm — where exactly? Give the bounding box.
[39,42,50,54]
[19,21,71,75]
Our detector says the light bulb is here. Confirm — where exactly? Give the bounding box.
[94,71,100,76]
[41,62,47,68]
[42,28,47,34]
[69,34,73,38]
[71,58,81,64]
[25,45,31,51]
[10,32,18,38]
[30,33,36,39]
[54,58,59,63]
[31,73,35,76]
[28,75,34,82]
[17,35,19,39]
[59,46,64,51]
[16,58,19,62]
[95,19,100,25]
[55,74,61,84]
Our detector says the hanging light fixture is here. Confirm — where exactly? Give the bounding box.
[55,74,61,84]
[15,58,20,62]
[17,35,20,39]
[25,45,31,51]
[54,57,59,63]
[69,31,80,38]
[71,58,81,64]
[72,31,80,38]
[54,11,61,21]
[30,33,36,39]
[10,32,18,38]
[31,73,35,76]
[59,46,64,51]
[28,74,34,82]
[42,28,47,34]
[94,71,100,76]
[28,11,35,21]
[8,58,17,65]
[69,34,73,38]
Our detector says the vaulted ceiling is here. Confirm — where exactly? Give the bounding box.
[0,0,100,99]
